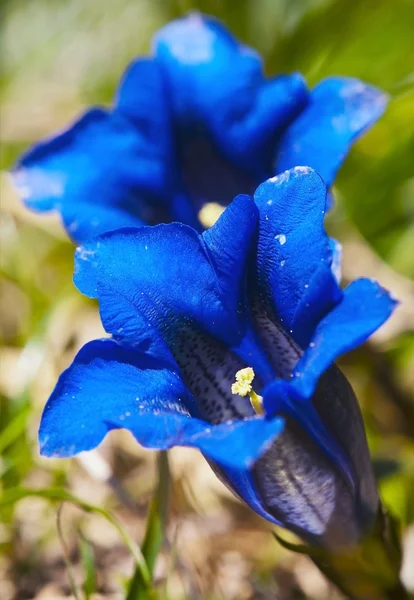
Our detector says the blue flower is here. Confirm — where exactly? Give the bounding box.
[12,14,387,243]
[39,167,397,548]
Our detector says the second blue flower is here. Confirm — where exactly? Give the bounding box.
[12,14,387,242]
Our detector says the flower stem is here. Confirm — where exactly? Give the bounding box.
[275,505,409,599]
[126,451,171,600]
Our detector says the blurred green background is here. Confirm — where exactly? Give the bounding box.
[1,0,414,598]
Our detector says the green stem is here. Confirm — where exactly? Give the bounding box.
[275,506,409,600]
[56,504,82,600]
[126,451,171,600]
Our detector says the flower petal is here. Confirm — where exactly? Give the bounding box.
[115,58,208,228]
[253,168,342,348]
[203,194,276,379]
[39,338,193,455]
[291,279,398,399]
[39,338,283,468]
[153,14,308,178]
[275,77,388,187]
[74,212,253,349]
[12,60,175,243]
[197,416,285,469]
[60,201,145,244]
[202,194,258,307]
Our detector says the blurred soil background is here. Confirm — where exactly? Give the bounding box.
[1,0,414,598]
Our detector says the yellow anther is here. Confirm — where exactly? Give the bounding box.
[198,202,226,228]
[232,367,255,396]
[231,367,264,415]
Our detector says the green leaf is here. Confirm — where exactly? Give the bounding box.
[79,532,98,600]
[0,486,151,587]
[0,405,30,454]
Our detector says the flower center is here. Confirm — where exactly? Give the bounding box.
[198,202,225,228]
[231,367,264,415]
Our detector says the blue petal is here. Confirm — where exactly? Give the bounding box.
[39,338,193,453]
[202,195,275,380]
[262,377,356,493]
[12,60,175,242]
[39,338,284,468]
[211,463,282,525]
[290,279,398,399]
[74,214,253,348]
[153,14,308,179]
[115,57,169,134]
[253,168,342,348]
[116,59,208,229]
[275,77,388,187]
[61,201,145,243]
[197,416,284,469]
[202,194,258,308]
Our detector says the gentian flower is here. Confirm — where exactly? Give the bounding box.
[39,167,397,549]
[12,14,387,243]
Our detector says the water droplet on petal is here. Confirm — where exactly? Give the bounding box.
[274,233,287,245]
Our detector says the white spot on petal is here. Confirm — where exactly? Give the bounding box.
[274,233,287,245]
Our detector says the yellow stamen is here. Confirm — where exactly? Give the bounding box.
[198,202,225,228]
[231,366,254,396]
[231,367,264,415]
